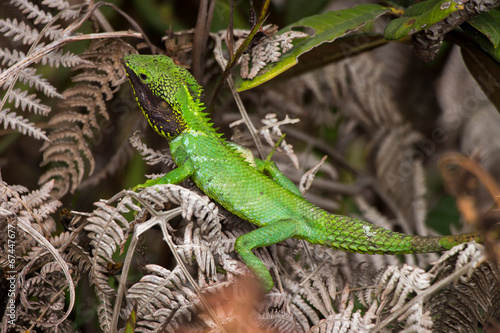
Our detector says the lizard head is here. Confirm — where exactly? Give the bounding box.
[123,54,203,140]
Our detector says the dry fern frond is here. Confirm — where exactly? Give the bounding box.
[136,185,220,229]
[40,39,135,198]
[363,243,499,332]
[84,195,137,332]
[129,131,175,167]
[1,0,140,199]
[369,125,435,260]
[325,55,403,129]
[0,0,83,142]
[318,55,436,242]
[0,108,48,140]
[0,174,79,331]
[6,87,51,115]
[43,0,71,11]
[426,244,499,332]
[237,27,309,80]
[24,230,91,273]
[1,66,63,99]
[309,285,377,332]
[83,183,222,332]
[0,174,60,245]
[266,239,350,331]
[126,265,196,332]
[176,221,218,278]
[0,18,39,45]
[129,267,274,333]
[375,264,433,312]
[259,113,300,169]
[18,260,78,332]
[11,0,56,25]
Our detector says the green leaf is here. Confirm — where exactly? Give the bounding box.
[384,0,465,40]
[265,34,388,83]
[124,306,137,333]
[465,10,500,60]
[235,4,391,91]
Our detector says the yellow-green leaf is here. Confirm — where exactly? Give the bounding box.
[384,0,464,40]
[236,4,391,91]
[465,10,500,60]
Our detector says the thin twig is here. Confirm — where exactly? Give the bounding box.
[108,188,227,333]
[207,0,271,113]
[0,31,142,86]
[212,34,266,158]
[17,218,75,326]
[192,0,215,80]
[0,0,148,87]
[110,201,182,332]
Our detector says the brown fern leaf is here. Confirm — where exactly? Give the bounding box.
[427,245,500,332]
[0,0,82,143]
[0,173,80,331]
[39,39,135,198]
[17,260,78,332]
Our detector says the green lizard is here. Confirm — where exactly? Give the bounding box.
[123,54,480,292]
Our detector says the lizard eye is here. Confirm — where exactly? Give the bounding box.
[139,73,148,81]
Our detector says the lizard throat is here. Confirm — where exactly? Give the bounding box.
[126,66,186,139]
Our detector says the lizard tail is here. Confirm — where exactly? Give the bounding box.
[432,232,480,251]
[321,215,480,255]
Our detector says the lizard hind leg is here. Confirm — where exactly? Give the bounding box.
[254,158,302,197]
[234,219,299,292]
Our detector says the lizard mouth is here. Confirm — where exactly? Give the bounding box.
[124,64,140,87]
[124,65,150,109]
[124,61,186,139]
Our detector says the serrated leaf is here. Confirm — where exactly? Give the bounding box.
[0,108,49,140]
[0,18,39,45]
[384,0,465,40]
[236,4,391,91]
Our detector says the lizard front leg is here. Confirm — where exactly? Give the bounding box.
[234,218,298,292]
[133,145,195,190]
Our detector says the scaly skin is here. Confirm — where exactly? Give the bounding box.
[123,54,480,292]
